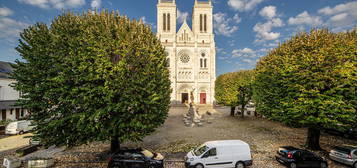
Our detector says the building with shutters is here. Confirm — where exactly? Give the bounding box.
[0,61,28,121]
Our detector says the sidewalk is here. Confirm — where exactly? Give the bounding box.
[0,133,31,152]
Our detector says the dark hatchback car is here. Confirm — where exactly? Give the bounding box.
[275,146,328,168]
[107,148,164,168]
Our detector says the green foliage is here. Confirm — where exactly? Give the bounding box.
[0,120,14,126]
[215,70,254,108]
[253,28,357,129]
[11,11,171,147]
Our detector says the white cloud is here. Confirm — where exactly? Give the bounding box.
[232,48,256,58]
[228,0,265,12]
[318,2,357,16]
[288,11,322,26]
[0,7,28,43]
[253,18,283,41]
[330,13,348,22]
[213,12,238,36]
[259,6,276,19]
[0,17,28,43]
[318,2,357,27]
[18,0,85,9]
[177,9,189,24]
[0,7,13,17]
[233,14,241,24]
[140,16,156,29]
[91,0,101,9]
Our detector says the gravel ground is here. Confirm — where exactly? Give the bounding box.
[0,133,31,152]
[1,107,356,168]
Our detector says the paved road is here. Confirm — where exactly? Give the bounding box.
[0,133,31,152]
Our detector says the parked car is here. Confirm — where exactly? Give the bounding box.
[185,140,252,168]
[107,148,164,168]
[323,127,357,140]
[5,120,34,135]
[275,146,328,168]
[329,145,357,168]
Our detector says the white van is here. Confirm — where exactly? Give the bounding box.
[185,140,252,168]
[5,120,33,135]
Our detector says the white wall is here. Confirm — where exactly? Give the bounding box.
[0,108,29,121]
[0,79,19,101]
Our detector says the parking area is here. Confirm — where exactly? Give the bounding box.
[50,107,356,168]
[0,107,355,167]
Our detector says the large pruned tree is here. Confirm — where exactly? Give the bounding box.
[253,28,357,150]
[11,11,171,152]
[215,70,254,117]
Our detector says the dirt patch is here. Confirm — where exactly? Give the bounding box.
[2,107,355,168]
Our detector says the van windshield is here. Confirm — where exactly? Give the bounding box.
[194,145,209,156]
[7,122,17,128]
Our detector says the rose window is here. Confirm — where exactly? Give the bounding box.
[180,54,190,63]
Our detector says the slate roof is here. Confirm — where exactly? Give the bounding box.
[0,61,14,79]
[0,100,21,110]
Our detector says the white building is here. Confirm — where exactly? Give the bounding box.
[157,0,216,105]
[0,61,28,121]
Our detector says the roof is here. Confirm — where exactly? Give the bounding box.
[0,61,14,79]
[0,100,21,110]
[204,140,249,147]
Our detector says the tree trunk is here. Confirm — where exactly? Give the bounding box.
[241,103,245,118]
[306,127,321,150]
[230,106,235,116]
[110,136,120,153]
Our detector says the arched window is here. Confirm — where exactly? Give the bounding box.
[163,13,166,31]
[200,14,203,32]
[204,14,207,32]
[167,13,170,31]
[166,58,170,67]
[200,53,207,68]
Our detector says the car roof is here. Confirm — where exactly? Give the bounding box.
[204,140,249,147]
[280,146,300,151]
[337,145,357,150]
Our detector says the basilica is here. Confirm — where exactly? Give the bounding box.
[157,0,216,105]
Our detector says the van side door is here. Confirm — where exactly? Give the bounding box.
[202,148,232,168]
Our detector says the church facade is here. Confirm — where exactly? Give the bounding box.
[157,0,216,105]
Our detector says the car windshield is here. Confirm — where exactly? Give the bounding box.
[194,145,209,156]
[141,149,154,158]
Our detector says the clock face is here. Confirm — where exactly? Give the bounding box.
[180,54,190,63]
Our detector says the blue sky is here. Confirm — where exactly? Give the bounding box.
[0,0,356,75]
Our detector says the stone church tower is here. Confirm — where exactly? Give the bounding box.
[157,0,216,105]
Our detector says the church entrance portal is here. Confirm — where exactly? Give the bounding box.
[181,93,189,104]
[200,93,206,104]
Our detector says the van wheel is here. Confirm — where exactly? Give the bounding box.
[19,131,24,135]
[320,162,327,168]
[235,162,245,168]
[289,162,297,168]
[353,162,357,168]
[195,163,204,168]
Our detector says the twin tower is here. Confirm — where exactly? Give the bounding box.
[157,0,216,106]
